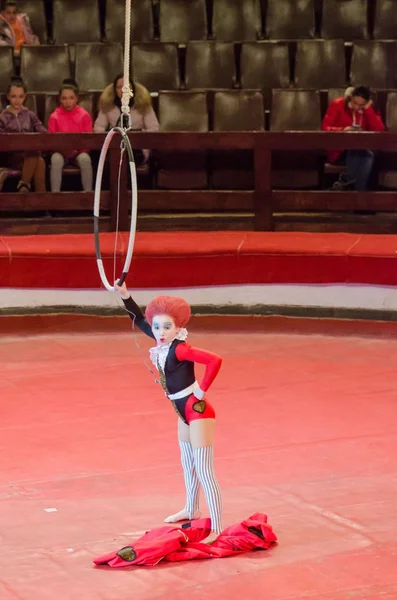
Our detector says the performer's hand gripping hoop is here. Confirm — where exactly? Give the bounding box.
[93,126,138,292]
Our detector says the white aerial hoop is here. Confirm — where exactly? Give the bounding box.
[93,0,137,292]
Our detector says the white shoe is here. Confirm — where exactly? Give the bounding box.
[164,509,201,523]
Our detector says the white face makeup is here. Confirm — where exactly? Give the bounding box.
[151,314,179,346]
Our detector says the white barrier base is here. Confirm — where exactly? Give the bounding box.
[1,284,397,312]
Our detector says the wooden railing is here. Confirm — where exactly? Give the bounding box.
[1,131,397,234]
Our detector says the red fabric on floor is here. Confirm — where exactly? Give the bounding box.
[93,513,277,567]
[1,231,397,288]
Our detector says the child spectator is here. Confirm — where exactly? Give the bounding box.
[0,0,39,57]
[94,74,159,164]
[48,78,93,192]
[0,77,46,192]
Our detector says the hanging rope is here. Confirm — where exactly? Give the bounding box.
[121,0,133,130]
[93,0,137,292]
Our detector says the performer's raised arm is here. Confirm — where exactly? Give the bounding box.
[114,281,155,339]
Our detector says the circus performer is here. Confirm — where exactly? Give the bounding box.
[115,281,223,544]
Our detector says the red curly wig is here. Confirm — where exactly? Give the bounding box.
[145,296,191,328]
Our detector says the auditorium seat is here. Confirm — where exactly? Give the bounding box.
[131,43,180,92]
[156,91,209,189]
[211,90,264,189]
[75,44,123,92]
[270,90,322,132]
[373,0,397,39]
[20,46,71,93]
[265,0,315,40]
[159,0,207,43]
[105,0,154,42]
[321,0,368,40]
[0,47,14,92]
[240,41,290,109]
[52,0,101,44]
[378,92,397,190]
[24,93,38,115]
[350,41,397,89]
[270,89,322,188]
[212,0,262,41]
[184,42,236,90]
[294,40,347,90]
[17,0,48,43]
[328,88,349,104]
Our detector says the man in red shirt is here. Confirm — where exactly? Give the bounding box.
[322,86,385,191]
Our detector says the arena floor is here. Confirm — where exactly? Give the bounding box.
[1,315,396,599]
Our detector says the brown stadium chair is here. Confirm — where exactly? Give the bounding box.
[184,42,236,90]
[105,0,154,42]
[211,90,264,189]
[270,90,322,132]
[159,0,207,43]
[24,93,38,116]
[75,44,123,92]
[321,0,368,40]
[52,0,101,44]
[265,0,315,40]
[350,41,397,89]
[240,41,290,109]
[212,0,262,41]
[0,47,14,92]
[20,46,71,93]
[270,89,322,188]
[213,90,264,132]
[156,91,209,189]
[17,0,48,43]
[294,40,347,90]
[378,92,397,189]
[373,0,397,39]
[327,88,348,104]
[131,43,180,93]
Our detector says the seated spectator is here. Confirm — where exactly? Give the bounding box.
[48,78,93,193]
[0,77,46,192]
[322,86,385,191]
[94,74,159,164]
[0,0,39,57]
